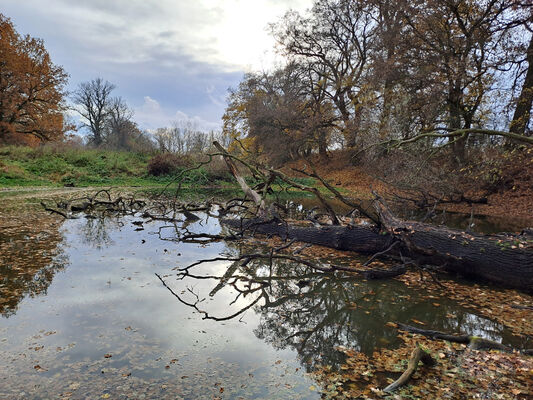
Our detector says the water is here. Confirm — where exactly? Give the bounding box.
[279,194,533,234]
[0,206,528,399]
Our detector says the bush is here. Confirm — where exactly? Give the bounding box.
[147,153,192,176]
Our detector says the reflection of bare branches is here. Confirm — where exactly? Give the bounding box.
[78,216,121,249]
[155,272,264,321]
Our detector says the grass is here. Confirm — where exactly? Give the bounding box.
[0,145,234,188]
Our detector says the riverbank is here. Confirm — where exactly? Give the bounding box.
[2,144,532,224]
[288,147,533,222]
[0,145,232,188]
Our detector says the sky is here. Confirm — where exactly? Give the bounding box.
[2,0,313,131]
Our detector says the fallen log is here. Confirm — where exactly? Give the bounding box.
[213,141,533,292]
[373,196,533,292]
[223,217,533,291]
[383,343,436,392]
[396,323,533,354]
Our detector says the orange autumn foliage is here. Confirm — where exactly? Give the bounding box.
[0,13,69,145]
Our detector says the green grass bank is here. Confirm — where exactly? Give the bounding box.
[0,145,232,188]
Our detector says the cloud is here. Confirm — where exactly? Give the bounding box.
[3,0,312,72]
[135,96,221,132]
[1,0,313,130]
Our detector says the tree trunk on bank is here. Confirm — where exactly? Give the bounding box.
[511,34,533,136]
[222,217,533,292]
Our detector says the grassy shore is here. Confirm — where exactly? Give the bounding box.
[0,145,232,188]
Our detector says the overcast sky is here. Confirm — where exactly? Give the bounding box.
[2,0,312,131]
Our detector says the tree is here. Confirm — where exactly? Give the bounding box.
[105,96,134,149]
[223,63,337,164]
[508,1,533,137]
[0,14,69,145]
[72,78,115,146]
[272,0,376,149]
[511,32,533,136]
[402,0,519,162]
[153,120,209,155]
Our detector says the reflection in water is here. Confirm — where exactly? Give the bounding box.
[171,243,517,372]
[0,208,528,399]
[0,211,67,317]
[78,216,123,249]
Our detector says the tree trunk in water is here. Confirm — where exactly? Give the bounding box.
[511,34,533,136]
[222,217,533,292]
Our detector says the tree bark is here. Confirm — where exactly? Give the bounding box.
[511,34,533,136]
[222,214,533,292]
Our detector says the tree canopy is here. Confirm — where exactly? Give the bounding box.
[224,0,533,163]
[0,14,69,145]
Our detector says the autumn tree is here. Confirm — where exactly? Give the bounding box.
[223,63,337,164]
[272,0,376,149]
[72,78,116,146]
[400,0,521,162]
[0,14,69,145]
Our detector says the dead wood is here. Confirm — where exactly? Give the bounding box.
[223,214,533,291]
[383,343,436,393]
[373,194,533,291]
[396,323,533,354]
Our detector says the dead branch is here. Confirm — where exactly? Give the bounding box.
[395,323,533,354]
[383,343,436,393]
[40,202,75,219]
[355,128,533,160]
[213,141,267,217]
[292,162,379,224]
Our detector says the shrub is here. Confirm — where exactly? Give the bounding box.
[147,153,192,176]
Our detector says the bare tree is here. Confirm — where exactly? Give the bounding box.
[72,78,115,146]
[153,120,210,155]
[272,0,376,149]
[105,96,134,149]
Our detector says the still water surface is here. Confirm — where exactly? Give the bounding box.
[0,208,527,399]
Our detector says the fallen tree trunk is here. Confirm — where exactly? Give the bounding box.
[374,197,533,292]
[223,217,533,292]
[213,141,533,292]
